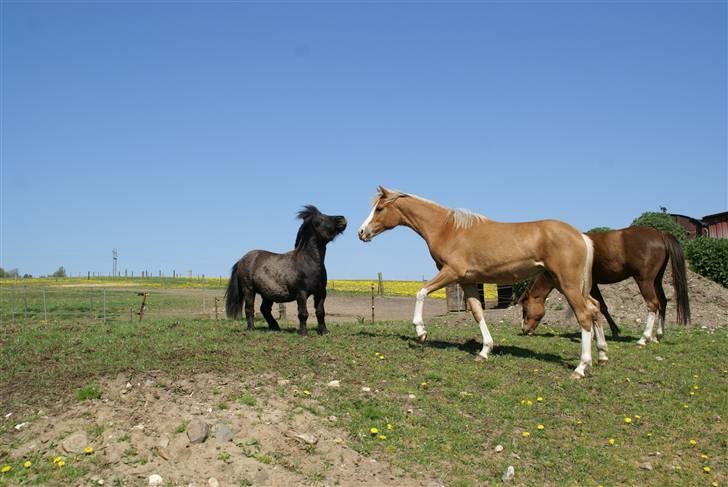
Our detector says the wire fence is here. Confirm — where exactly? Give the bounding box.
[0,286,229,325]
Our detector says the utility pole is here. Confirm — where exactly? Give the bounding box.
[112,248,118,278]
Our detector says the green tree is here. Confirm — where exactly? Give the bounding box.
[631,212,688,244]
[587,226,612,233]
[0,267,5,278]
[52,266,67,278]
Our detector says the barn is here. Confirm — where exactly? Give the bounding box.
[703,211,728,239]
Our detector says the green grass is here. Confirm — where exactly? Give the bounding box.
[76,384,101,401]
[0,312,726,486]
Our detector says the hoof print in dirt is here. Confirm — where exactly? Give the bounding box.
[186,420,209,444]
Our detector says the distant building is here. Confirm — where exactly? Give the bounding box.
[669,214,706,239]
[703,211,728,239]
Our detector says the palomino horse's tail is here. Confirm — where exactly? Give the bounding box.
[225,261,243,319]
[663,232,691,326]
[580,234,598,317]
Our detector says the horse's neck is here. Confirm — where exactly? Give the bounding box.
[296,234,326,264]
[396,197,450,245]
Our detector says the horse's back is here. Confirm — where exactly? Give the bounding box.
[237,249,298,302]
[588,226,667,283]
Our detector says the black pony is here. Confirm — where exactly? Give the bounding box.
[225,206,347,335]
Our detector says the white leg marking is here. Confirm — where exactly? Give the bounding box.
[594,321,608,363]
[412,288,427,337]
[656,314,665,341]
[638,311,657,346]
[573,328,593,377]
[478,318,494,359]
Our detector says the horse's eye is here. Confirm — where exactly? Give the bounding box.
[375,207,382,213]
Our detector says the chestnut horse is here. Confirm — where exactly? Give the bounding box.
[358,187,602,378]
[520,226,690,346]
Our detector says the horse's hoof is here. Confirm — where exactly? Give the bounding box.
[474,355,488,363]
[298,329,308,336]
[417,333,428,343]
[598,359,609,366]
[570,371,585,380]
[317,328,330,336]
[270,326,281,332]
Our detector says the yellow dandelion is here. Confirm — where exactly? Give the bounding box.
[683,404,689,409]
[624,417,632,424]
[379,355,385,360]
[693,385,699,390]
[646,433,652,437]
[693,374,699,379]
[608,438,615,446]
[57,460,65,468]
[53,456,62,464]
[1,465,11,473]
[626,377,631,383]
[84,446,94,454]
[536,396,543,402]
[703,466,711,473]
[711,482,718,487]
[377,434,386,440]
[634,415,641,419]
[522,431,530,437]
[576,420,583,425]
[537,424,544,430]
[23,461,31,469]
[690,392,695,396]
[370,427,379,434]
[387,423,393,430]
[303,390,311,396]
[526,400,533,406]
[520,400,526,405]
[674,465,682,471]
[689,439,697,446]
[420,382,428,388]
[701,454,709,460]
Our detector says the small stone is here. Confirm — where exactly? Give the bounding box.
[495,444,504,453]
[333,437,343,444]
[187,420,209,444]
[4,413,12,419]
[640,462,653,471]
[327,380,341,388]
[97,480,104,486]
[14,422,29,430]
[208,478,220,487]
[406,408,414,414]
[148,474,163,486]
[502,465,515,483]
[655,356,664,362]
[408,394,416,400]
[159,436,170,449]
[361,387,371,392]
[126,382,132,389]
[62,430,89,454]
[327,415,337,423]
[144,379,155,387]
[214,424,234,443]
[277,379,291,386]
[287,431,318,445]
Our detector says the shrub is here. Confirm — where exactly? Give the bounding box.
[511,280,531,303]
[52,266,67,278]
[77,384,101,401]
[587,226,612,233]
[631,212,688,244]
[684,237,728,288]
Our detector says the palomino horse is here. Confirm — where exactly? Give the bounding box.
[358,187,603,378]
[520,226,690,346]
[225,206,347,336]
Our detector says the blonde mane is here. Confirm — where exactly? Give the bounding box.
[371,187,487,229]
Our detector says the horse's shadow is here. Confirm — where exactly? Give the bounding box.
[354,330,571,368]
[535,331,638,344]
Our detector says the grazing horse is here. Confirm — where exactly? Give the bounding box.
[520,226,691,346]
[358,186,602,378]
[225,206,347,336]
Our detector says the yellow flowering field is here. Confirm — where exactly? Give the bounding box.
[328,280,497,300]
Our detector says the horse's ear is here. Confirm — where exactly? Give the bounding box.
[377,186,389,197]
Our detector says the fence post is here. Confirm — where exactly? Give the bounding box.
[136,292,148,322]
[42,289,48,322]
[377,272,384,297]
[214,297,220,320]
[103,289,107,323]
[278,302,286,320]
[371,283,375,323]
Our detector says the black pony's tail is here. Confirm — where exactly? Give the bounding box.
[225,261,243,319]
[664,232,691,326]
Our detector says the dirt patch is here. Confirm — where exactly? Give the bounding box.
[2,372,436,486]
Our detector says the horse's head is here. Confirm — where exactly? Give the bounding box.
[519,289,544,335]
[358,186,406,242]
[296,205,347,246]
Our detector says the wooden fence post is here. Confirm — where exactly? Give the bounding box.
[371,283,375,323]
[136,292,148,322]
[278,302,286,320]
[377,272,384,297]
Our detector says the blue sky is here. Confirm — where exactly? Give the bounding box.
[1,1,726,279]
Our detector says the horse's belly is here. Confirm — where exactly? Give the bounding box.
[464,261,544,285]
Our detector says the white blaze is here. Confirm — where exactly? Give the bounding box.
[358,205,377,237]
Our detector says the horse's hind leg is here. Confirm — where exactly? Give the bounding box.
[558,284,597,379]
[592,285,620,337]
[635,278,660,346]
[655,269,668,341]
[296,291,309,336]
[260,298,281,331]
[463,284,493,361]
[313,291,329,335]
[244,292,255,331]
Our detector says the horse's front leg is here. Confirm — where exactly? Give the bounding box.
[313,291,329,335]
[413,267,458,342]
[296,292,309,336]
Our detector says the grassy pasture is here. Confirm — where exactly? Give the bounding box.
[0,287,726,486]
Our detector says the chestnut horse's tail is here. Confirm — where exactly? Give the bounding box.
[663,232,691,326]
[225,261,243,319]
